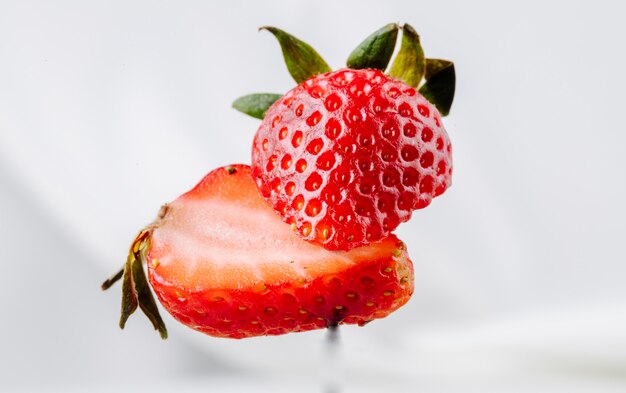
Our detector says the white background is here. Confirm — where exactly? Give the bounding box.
[1,0,625,392]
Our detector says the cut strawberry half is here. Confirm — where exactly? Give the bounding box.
[104,164,414,339]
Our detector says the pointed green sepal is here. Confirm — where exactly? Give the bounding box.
[389,24,425,87]
[347,23,399,71]
[102,229,168,339]
[131,234,168,339]
[232,93,282,119]
[419,59,456,116]
[260,26,331,84]
[119,256,138,329]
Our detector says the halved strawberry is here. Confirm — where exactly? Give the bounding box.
[105,164,414,339]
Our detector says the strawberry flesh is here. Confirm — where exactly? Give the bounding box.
[147,164,413,338]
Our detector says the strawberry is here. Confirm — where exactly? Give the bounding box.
[103,22,454,340]
[103,165,414,339]
[234,24,456,250]
[252,68,452,251]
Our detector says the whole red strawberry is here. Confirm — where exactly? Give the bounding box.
[235,24,456,250]
[103,165,413,339]
[252,68,451,250]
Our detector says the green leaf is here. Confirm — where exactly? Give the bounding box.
[109,230,168,339]
[260,26,331,84]
[232,93,282,119]
[347,23,399,71]
[419,59,456,116]
[424,58,453,79]
[119,255,138,329]
[389,24,425,87]
[132,236,168,340]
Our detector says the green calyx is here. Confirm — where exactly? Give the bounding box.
[389,24,425,88]
[347,23,399,71]
[419,59,455,116]
[102,229,168,339]
[232,23,456,119]
[259,26,331,84]
[232,93,282,120]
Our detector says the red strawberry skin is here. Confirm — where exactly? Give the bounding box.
[147,165,414,339]
[251,69,452,251]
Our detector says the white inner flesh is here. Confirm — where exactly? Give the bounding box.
[152,198,358,290]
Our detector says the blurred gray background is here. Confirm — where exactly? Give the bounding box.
[1,0,625,392]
